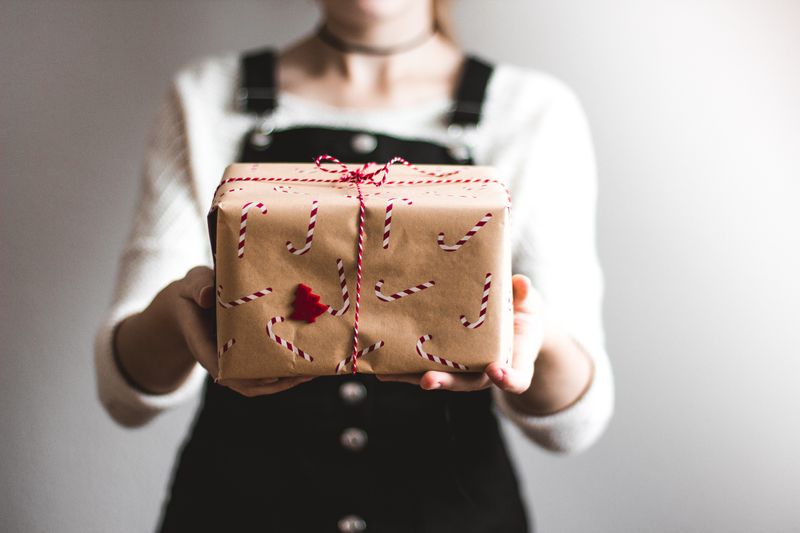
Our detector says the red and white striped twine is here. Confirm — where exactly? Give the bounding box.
[216,285,272,309]
[219,187,243,199]
[266,316,314,363]
[213,175,510,210]
[285,200,319,256]
[334,340,385,373]
[324,258,350,317]
[415,335,469,370]
[345,191,383,198]
[374,279,435,302]
[349,181,367,372]
[437,212,493,252]
[459,272,492,329]
[382,197,413,249]
[238,201,268,258]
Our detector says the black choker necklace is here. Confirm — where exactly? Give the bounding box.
[317,25,434,56]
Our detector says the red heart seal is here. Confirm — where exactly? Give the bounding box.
[290,283,328,323]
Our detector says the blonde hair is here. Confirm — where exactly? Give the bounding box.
[433,0,456,42]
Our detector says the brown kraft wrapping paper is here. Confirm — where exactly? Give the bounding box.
[208,162,513,380]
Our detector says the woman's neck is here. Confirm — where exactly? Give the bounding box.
[277,2,463,109]
[320,34,453,87]
[279,31,462,109]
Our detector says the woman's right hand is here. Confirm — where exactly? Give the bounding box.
[115,266,314,397]
[175,266,315,396]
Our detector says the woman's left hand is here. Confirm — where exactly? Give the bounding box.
[376,274,544,394]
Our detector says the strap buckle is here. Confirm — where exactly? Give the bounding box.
[237,87,278,113]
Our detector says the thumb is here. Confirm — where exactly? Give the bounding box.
[512,274,536,314]
[179,266,215,309]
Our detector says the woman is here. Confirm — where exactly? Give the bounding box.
[95,1,614,531]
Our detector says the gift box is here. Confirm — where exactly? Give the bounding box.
[207,158,513,380]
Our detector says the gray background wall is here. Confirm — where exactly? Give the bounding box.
[2,1,799,531]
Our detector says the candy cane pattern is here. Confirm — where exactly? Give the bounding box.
[238,201,268,258]
[459,273,492,329]
[382,198,413,249]
[324,258,350,316]
[423,191,475,199]
[266,316,314,363]
[217,338,236,357]
[374,279,435,302]
[273,185,309,195]
[216,285,272,309]
[345,191,384,198]
[334,340,385,373]
[285,200,319,256]
[437,212,493,252]
[415,335,469,370]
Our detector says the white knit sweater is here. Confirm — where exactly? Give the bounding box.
[94,51,614,453]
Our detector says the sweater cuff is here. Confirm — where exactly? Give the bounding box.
[93,303,207,427]
[491,338,614,454]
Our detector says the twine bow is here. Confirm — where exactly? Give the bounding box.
[315,154,421,187]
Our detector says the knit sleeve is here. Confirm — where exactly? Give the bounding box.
[93,83,211,428]
[491,78,615,453]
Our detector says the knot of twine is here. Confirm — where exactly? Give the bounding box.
[314,154,406,187]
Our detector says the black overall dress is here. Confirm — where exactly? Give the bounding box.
[157,49,530,533]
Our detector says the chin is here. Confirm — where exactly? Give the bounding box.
[322,0,425,24]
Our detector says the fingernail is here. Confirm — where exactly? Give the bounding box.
[492,368,505,381]
[258,378,279,385]
[428,381,441,390]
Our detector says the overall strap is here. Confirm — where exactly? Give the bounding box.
[449,55,494,127]
[239,48,277,115]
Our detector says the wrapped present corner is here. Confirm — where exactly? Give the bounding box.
[207,159,513,380]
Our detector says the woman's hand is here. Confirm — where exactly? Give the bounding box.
[376,274,544,394]
[176,266,317,396]
[115,266,314,398]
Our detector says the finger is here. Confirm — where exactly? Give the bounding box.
[175,298,219,375]
[178,266,215,309]
[375,373,423,385]
[506,275,545,394]
[221,376,315,397]
[512,315,541,367]
[512,274,537,314]
[485,362,534,394]
[420,370,491,391]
